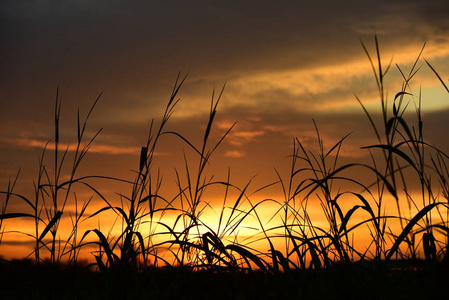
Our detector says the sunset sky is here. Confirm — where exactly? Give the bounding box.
[1,1,449,260]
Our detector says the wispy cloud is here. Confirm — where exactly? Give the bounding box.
[0,136,142,155]
[228,130,265,146]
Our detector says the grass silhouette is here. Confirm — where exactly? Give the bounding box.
[1,37,449,299]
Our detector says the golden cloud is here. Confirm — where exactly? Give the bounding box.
[224,150,245,158]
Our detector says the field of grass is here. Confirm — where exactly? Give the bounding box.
[1,38,449,299]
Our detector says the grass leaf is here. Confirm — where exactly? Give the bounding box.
[386,203,441,260]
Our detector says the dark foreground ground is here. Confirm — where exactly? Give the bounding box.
[1,259,448,300]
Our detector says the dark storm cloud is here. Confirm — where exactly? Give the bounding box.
[2,0,447,106]
[3,0,448,81]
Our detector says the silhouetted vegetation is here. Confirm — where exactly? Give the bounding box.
[1,37,448,299]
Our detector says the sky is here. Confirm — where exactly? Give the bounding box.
[1,1,449,260]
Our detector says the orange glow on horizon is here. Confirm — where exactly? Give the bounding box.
[1,187,446,266]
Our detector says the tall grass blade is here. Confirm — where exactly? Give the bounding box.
[225,244,267,271]
[363,144,418,172]
[37,210,62,244]
[386,202,441,260]
[0,213,36,220]
[424,59,449,93]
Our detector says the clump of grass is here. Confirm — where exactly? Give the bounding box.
[359,37,449,263]
[262,36,449,271]
[0,36,448,300]
[0,89,124,268]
